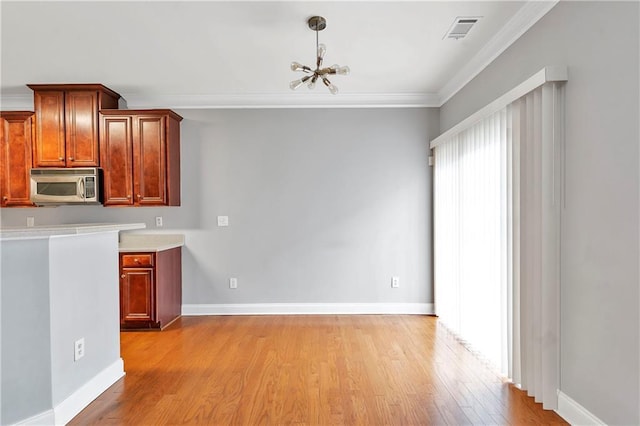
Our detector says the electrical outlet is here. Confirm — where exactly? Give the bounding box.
[26,216,35,227]
[229,277,238,289]
[391,276,400,288]
[155,216,163,227]
[74,338,85,361]
[217,216,229,227]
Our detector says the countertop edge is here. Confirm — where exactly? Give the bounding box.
[118,233,185,253]
[0,223,146,240]
[119,242,184,253]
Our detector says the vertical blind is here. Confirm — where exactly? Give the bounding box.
[432,72,565,410]
[434,108,512,374]
[511,83,564,409]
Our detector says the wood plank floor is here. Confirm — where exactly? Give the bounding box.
[70,315,568,425]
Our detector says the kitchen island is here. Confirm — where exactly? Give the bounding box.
[0,223,144,425]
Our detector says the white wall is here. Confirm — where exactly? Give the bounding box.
[440,2,639,424]
[1,239,52,425]
[48,232,121,407]
[1,108,439,309]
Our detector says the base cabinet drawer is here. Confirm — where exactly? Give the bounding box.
[121,254,154,267]
[119,247,182,330]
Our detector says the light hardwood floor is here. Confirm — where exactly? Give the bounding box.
[70,315,567,425]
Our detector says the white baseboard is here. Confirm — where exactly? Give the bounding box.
[182,303,434,316]
[14,409,55,426]
[52,358,125,425]
[556,391,606,425]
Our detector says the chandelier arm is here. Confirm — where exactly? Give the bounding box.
[317,68,336,76]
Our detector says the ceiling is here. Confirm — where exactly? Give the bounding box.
[0,1,557,109]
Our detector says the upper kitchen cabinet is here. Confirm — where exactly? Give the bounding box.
[100,110,182,206]
[28,84,120,167]
[0,111,35,207]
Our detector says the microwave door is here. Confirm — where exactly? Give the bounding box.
[32,176,82,203]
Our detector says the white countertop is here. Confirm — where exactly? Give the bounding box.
[118,233,185,252]
[0,223,146,240]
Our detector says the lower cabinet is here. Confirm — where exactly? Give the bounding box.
[119,247,182,330]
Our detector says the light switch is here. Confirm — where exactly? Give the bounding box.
[217,216,229,227]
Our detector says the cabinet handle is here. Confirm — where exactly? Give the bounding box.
[121,274,125,279]
[2,196,7,201]
[134,258,139,263]
[68,157,74,161]
[58,157,64,161]
[126,194,131,199]
[137,194,142,199]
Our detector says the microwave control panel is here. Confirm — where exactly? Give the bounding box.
[85,176,96,199]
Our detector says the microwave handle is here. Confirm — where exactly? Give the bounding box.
[78,178,85,199]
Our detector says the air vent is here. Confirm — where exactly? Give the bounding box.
[444,16,481,40]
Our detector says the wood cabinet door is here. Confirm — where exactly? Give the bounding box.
[133,115,167,205]
[65,90,99,166]
[32,91,65,167]
[120,268,155,325]
[0,112,34,207]
[100,115,134,205]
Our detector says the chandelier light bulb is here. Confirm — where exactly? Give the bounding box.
[337,65,350,75]
[291,62,310,72]
[322,77,338,95]
[289,78,304,90]
[317,43,326,59]
[290,75,312,90]
[330,64,350,75]
[307,76,317,90]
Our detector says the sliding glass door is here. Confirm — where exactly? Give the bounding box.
[433,109,511,374]
[431,72,565,409]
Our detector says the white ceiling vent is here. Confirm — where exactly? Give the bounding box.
[444,17,481,40]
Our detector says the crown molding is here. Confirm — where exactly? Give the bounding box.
[0,92,438,110]
[121,92,440,109]
[437,0,559,106]
[0,92,439,110]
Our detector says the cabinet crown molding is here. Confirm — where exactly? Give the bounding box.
[27,83,121,100]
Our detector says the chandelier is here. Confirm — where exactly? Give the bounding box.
[290,16,350,95]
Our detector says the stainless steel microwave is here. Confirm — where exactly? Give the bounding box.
[30,168,101,205]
